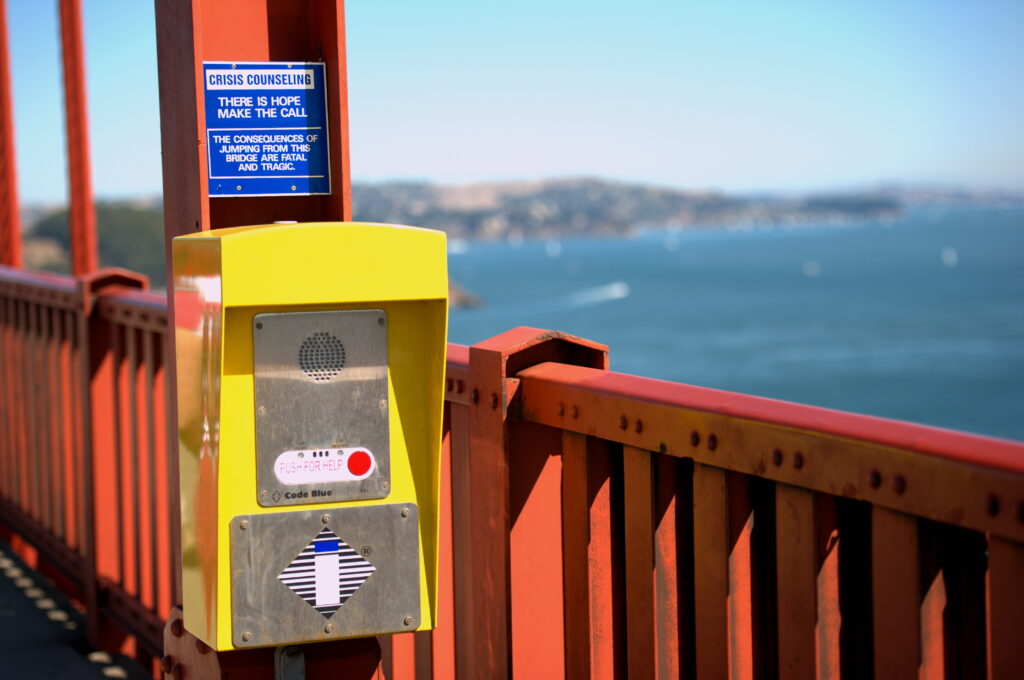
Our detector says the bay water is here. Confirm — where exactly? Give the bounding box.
[448,206,1024,441]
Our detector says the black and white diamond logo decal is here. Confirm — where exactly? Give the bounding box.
[277,527,376,618]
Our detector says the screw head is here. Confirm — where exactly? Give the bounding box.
[401,508,410,518]
[321,514,331,524]
[242,631,252,642]
[403,616,413,626]
[893,475,906,495]
[239,520,249,530]
[258,406,266,415]
[260,489,268,498]
[379,399,387,409]
[255,322,263,330]
[985,494,1001,516]
[324,623,333,633]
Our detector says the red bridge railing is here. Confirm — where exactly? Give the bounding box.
[2,264,1023,679]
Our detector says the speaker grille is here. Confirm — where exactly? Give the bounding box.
[298,332,346,382]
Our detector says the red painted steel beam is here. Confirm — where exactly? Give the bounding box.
[0,0,20,267]
[516,362,1024,542]
[58,0,98,275]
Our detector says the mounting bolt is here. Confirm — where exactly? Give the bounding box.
[258,406,266,415]
[401,508,410,518]
[324,623,334,634]
[239,520,249,530]
[255,322,263,330]
[619,415,628,430]
[321,514,331,524]
[985,494,1001,516]
[379,399,387,409]
[170,618,184,637]
[793,452,804,470]
[195,638,209,655]
[242,632,252,642]
[160,655,174,673]
[707,433,718,451]
[690,431,700,447]
[634,419,643,433]
[378,317,385,326]
[403,616,413,626]
[659,442,668,454]
[870,470,882,489]
[772,449,783,466]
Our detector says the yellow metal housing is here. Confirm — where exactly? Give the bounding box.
[172,222,448,650]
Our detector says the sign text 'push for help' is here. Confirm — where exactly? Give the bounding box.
[203,61,330,197]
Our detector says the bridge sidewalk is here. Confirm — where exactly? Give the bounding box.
[0,539,149,679]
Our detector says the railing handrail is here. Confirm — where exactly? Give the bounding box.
[517,360,1024,474]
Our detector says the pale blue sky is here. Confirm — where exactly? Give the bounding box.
[7,0,1024,203]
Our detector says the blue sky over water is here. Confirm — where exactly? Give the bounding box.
[7,0,1024,202]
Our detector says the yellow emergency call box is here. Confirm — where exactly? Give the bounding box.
[172,222,447,650]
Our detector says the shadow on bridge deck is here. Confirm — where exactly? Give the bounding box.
[0,539,149,680]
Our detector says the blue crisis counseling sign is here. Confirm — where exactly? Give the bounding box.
[203,62,330,197]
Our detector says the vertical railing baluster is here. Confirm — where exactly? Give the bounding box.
[51,307,65,540]
[126,325,140,596]
[145,328,158,611]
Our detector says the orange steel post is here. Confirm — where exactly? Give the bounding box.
[58,0,98,275]
[155,0,355,607]
[0,0,20,267]
[459,328,606,679]
[154,1,366,676]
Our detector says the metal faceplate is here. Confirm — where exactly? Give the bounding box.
[230,504,420,647]
[253,310,389,506]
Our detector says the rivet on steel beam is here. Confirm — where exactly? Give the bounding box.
[634,419,643,433]
[195,638,209,655]
[558,403,565,416]
[707,434,718,451]
[456,379,465,393]
[893,475,906,495]
[690,431,700,447]
[772,449,783,466]
[446,379,453,392]
[170,618,184,637]
[171,663,183,680]
[160,656,174,673]
[985,494,1000,517]
[870,470,882,489]
[471,388,479,404]
[619,415,628,430]
[490,393,499,409]
[659,442,668,454]
[403,616,413,626]
[793,452,804,470]
[571,405,579,419]
[242,632,252,642]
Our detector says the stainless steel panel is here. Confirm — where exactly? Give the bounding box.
[253,310,390,506]
[229,504,420,647]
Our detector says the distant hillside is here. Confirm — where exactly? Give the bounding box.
[351,177,903,240]
[20,178,910,285]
